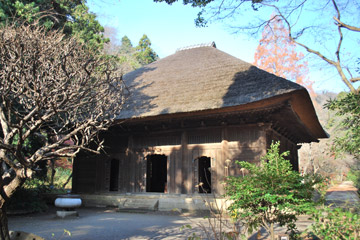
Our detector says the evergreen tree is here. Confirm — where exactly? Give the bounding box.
[119,36,134,55]
[135,34,159,65]
[117,36,141,73]
[0,0,107,52]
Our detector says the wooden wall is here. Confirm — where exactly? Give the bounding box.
[73,124,297,195]
[266,129,299,171]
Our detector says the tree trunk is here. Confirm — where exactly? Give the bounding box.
[50,160,56,187]
[270,223,275,240]
[0,206,10,240]
[0,170,27,240]
[62,173,72,189]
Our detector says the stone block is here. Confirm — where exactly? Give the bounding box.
[56,210,79,218]
[9,231,44,240]
[119,198,159,211]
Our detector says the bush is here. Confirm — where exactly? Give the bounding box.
[309,206,360,239]
[7,179,49,213]
[225,141,322,239]
[50,167,72,189]
[7,171,70,213]
[347,168,360,193]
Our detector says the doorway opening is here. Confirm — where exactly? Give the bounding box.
[109,158,119,191]
[198,156,211,193]
[146,154,167,193]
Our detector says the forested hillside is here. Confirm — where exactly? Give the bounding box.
[298,91,355,180]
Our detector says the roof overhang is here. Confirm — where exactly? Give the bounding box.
[114,89,327,143]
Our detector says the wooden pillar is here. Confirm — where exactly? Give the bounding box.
[136,151,144,192]
[260,125,269,157]
[167,151,171,193]
[175,149,182,194]
[128,135,135,192]
[219,126,228,195]
[181,131,190,194]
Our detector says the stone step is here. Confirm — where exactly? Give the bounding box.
[119,198,159,211]
[78,193,229,212]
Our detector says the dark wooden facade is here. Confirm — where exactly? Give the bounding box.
[73,120,299,196]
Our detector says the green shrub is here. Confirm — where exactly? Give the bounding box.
[225,141,322,239]
[309,206,360,239]
[347,168,360,193]
[51,167,72,189]
[7,173,69,213]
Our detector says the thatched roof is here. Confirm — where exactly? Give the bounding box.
[118,43,327,140]
[120,44,303,119]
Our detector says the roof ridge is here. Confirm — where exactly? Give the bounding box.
[176,41,216,52]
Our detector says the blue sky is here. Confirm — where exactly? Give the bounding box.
[87,0,359,93]
[87,0,258,62]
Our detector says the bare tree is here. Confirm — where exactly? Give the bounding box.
[103,25,121,55]
[0,22,127,239]
[158,0,360,93]
[266,0,360,93]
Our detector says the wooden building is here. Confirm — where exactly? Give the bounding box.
[72,43,327,201]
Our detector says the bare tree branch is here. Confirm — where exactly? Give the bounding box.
[264,1,358,93]
[199,0,359,93]
[0,22,127,206]
[333,17,360,32]
[350,77,360,83]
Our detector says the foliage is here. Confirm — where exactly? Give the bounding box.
[117,36,142,72]
[225,142,322,239]
[50,167,72,189]
[54,158,73,170]
[309,206,360,239]
[0,0,108,52]
[65,3,108,52]
[135,34,159,65]
[103,31,158,73]
[325,93,360,158]
[347,167,360,191]
[119,36,134,55]
[51,229,71,240]
[7,179,50,213]
[7,166,71,214]
[325,92,360,191]
[253,16,315,96]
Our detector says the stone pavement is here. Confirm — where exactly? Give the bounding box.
[8,207,208,240]
[325,181,360,207]
[8,181,360,239]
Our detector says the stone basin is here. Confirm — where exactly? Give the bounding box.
[55,195,82,209]
[55,194,82,218]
